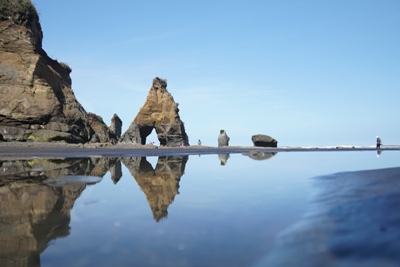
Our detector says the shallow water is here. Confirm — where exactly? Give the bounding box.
[0,150,399,267]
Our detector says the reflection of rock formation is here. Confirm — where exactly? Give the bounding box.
[244,150,277,161]
[110,159,122,184]
[122,156,188,222]
[218,154,230,166]
[0,157,118,266]
[0,182,84,267]
[120,77,190,147]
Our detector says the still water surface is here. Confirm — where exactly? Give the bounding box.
[1,150,399,267]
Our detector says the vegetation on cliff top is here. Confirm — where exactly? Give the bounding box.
[0,0,38,25]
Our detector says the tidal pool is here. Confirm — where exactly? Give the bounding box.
[0,150,399,267]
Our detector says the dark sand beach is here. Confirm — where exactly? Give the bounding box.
[0,142,399,160]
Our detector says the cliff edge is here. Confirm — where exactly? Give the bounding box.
[0,0,94,143]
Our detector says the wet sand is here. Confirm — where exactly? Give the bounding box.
[0,142,399,160]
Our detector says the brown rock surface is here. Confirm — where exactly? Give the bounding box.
[0,1,94,143]
[120,77,189,147]
[87,112,118,143]
[122,156,188,222]
[0,156,114,266]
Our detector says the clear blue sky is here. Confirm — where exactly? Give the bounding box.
[32,0,399,147]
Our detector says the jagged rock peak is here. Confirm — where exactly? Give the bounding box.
[120,77,189,147]
[110,113,122,139]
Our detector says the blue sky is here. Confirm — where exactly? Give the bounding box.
[32,0,399,147]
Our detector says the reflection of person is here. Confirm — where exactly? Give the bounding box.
[376,136,382,149]
[377,150,382,158]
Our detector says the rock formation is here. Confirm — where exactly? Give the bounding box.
[110,113,122,139]
[87,112,118,143]
[218,129,230,147]
[120,77,189,147]
[251,134,278,147]
[122,156,188,222]
[0,1,94,143]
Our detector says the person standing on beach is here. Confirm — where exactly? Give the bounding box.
[376,136,382,149]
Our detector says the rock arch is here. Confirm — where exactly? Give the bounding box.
[120,77,189,146]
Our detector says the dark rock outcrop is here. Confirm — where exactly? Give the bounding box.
[87,112,118,143]
[110,113,122,139]
[120,77,189,147]
[218,129,230,147]
[0,0,94,143]
[252,134,278,147]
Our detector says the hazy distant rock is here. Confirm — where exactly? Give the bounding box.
[0,1,94,143]
[218,129,230,147]
[252,134,278,147]
[120,77,189,147]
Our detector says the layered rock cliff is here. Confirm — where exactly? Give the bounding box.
[120,77,189,147]
[0,0,94,143]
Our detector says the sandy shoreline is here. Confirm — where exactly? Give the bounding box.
[0,142,399,160]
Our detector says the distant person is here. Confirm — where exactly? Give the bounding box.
[198,139,201,146]
[376,136,382,149]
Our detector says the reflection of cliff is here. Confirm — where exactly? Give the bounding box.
[0,183,84,267]
[0,157,117,267]
[122,156,188,222]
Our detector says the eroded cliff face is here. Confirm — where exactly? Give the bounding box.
[120,77,189,147]
[0,1,94,143]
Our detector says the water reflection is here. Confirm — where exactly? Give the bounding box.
[0,157,116,267]
[121,156,188,222]
[218,153,230,165]
[244,150,277,161]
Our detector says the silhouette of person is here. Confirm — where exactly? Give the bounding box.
[198,139,201,145]
[376,136,382,149]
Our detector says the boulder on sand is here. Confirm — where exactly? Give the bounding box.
[251,134,278,147]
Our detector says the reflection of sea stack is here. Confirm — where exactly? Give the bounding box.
[218,154,230,165]
[218,129,230,147]
[120,77,189,147]
[122,156,188,222]
[110,159,122,184]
